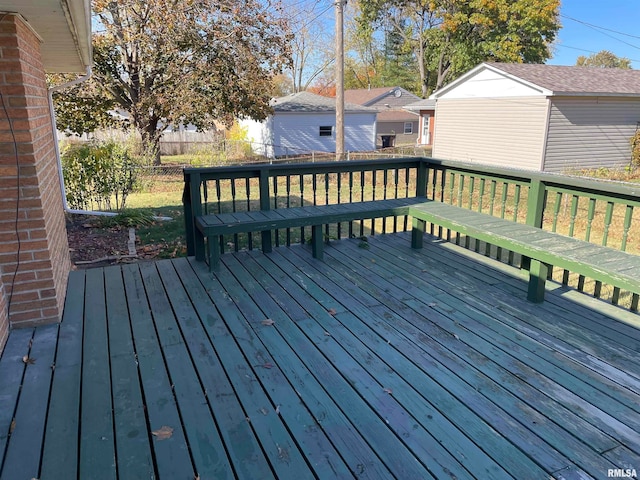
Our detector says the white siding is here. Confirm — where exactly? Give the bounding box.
[437,69,547,99]
[272,113,375,157]
[344,113,377,152]
[240,118,273,157]
[543,97,640,173]
[432,97,549,170]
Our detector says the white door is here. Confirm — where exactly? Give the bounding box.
[421,114,431,145]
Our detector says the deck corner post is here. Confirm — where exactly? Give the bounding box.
[526,179,546,228]
[416,160,428,198]
[183,172,195,256]
[411,217,425,249]
[189,172,206,260]
[527,259,548,303]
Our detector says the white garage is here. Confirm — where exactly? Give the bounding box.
[431,63,640,172]
[240,91,377,158]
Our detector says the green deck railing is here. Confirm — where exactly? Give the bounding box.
[183,157,640,309]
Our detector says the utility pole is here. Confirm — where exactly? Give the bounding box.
[335,0,345,161]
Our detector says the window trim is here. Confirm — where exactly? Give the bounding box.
[403,122,413,134]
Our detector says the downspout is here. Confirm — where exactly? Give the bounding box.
[48,68,170,220]
[48,66,116,217]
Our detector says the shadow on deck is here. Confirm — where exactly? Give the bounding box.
[1,232,639,479]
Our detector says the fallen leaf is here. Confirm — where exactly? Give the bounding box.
[275,405,281,415]
[151,425,173,440]
[22,355,35,365]
[383,388,393,394]
[327,308,337,316]
[261,362,273,369]
[453,333,460,340]
[261,318,275,326]
[10,419,16,433]
[324,331,331,336]
[428,303,437,307]
[259,408,268,415]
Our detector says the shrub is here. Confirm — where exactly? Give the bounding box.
[62,140,140,211]
[631,130,640,167]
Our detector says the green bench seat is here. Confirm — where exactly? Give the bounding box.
[409,201,640,304]
[195,197,428,270]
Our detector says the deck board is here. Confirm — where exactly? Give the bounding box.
[1,232,639,479]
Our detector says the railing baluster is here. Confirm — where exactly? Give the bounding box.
[551,191,562,233]
[568,195,579,238]
[325,172,330,241]
[286,175,291,246]
[337,172,342,239]
[202,181,209,215]
[360,171,365,237]
[500,183,508,219]
[349,172,354,238]
[393,168,399,233]
[621,205,633,252]
[489,180,496,217]
[382,169,388,234]
[448,172,455,205]
[300,174,305,244]
[468,176,475,210]
[513,184,521,222]
[215,179,221,214]
[602,201,614,247]
[273,175,279,248]
[457,174,465,208]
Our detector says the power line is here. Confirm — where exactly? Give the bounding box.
[560,14,640,41]
[560,14,640,51]
[555,44,640,64]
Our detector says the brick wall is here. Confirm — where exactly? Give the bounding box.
[0,14,70,332]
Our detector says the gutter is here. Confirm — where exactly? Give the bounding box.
[48,67,171,220]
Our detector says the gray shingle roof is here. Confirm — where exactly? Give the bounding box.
[271,91,377,113]
[486,62,640,96]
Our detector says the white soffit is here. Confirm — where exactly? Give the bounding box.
[0,0,91,72]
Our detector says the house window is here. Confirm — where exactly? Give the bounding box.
[319,126,332,137]
[404,122,413,134]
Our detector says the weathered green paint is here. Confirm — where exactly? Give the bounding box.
[409,201,640,304]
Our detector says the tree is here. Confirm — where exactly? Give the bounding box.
[286,5,335,93]
[53,0,292,164]
[357,0,560,96]
[576,50,632,69]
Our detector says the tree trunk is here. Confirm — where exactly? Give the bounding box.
[140,120,162,166]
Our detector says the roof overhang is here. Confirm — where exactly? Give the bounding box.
[430,63,552,99]
[0,0,92,72]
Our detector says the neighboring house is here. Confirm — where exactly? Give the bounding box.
[431,62,640,172]
[403,99,436,146]
[241,91,377,158]
[0,1,91,354]
[344,87,421,148]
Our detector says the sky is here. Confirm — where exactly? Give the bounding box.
[547,0,640,68]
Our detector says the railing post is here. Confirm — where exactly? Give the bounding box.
[183,171,195,256]
[259,167,272,253]
[526,179,546,228]
[523,178,547,272]
[416,159,427,197]
[189,172,206,261]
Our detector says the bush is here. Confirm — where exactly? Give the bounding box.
[62,140,140,211]
[631,130,640,167]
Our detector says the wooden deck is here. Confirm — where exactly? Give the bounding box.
[1,232,639,480]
